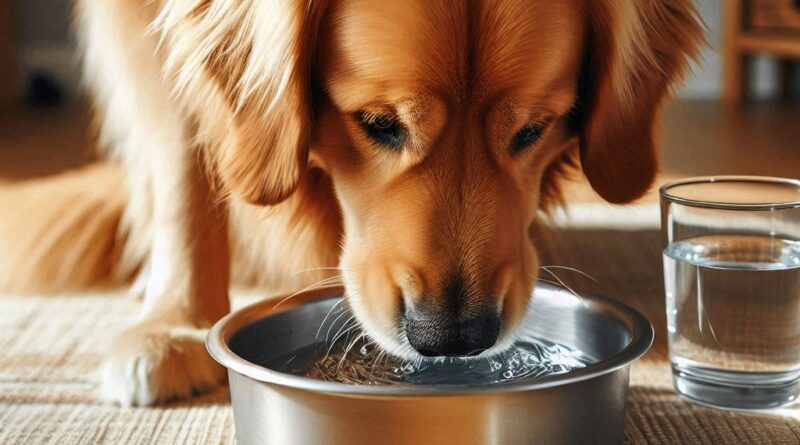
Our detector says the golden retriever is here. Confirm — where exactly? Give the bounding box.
[0,0,701,406]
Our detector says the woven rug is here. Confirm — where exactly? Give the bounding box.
[2,218,799,444]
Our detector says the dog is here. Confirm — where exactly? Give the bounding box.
[0,0,701,406]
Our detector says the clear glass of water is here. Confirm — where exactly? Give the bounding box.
[661,176,800,409]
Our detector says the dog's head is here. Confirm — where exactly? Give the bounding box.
[163,0,701,358]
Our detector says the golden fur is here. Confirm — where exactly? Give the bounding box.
[0,0,701,405]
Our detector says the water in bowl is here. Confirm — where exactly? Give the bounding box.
[664,234,800,408]
[270,334,589,386]
[260,294,591,386]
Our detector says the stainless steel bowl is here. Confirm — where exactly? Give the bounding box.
[207,283,653,445]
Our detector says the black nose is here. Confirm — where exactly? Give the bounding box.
[405,309,500,357]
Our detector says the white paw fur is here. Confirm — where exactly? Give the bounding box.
[98,323,225,407]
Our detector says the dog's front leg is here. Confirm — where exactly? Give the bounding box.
[99,147,230,407]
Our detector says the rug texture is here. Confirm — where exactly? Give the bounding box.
[2,218,799,444]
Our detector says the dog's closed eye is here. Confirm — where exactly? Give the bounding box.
[510,122,547,155]
[356,111,407,150]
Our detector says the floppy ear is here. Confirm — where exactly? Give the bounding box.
[575,0,702,203]
[157,0,324,205]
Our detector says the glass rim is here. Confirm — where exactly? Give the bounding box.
[659,175,800,211]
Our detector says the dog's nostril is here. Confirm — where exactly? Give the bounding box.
[405,311,500,357]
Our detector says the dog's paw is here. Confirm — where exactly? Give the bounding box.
[98,323,225,406]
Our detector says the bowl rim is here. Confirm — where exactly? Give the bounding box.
[206,283,654,396]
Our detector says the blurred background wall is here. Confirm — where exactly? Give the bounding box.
[5,0,800,104]
[686,0,776,99]
[11,0,79,104]
[1,0,799,181]
[14,0,73,53]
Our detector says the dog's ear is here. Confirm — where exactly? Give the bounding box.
[573,0,702,203]
[158,1,324,205]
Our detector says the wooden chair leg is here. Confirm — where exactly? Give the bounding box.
[0,0,16,109]
[722,0,746,106]
[723,52,749,106]
[777,59,795,102]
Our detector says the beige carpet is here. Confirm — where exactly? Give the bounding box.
[2,226,799,444]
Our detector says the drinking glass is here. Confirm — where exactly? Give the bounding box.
[660,176,800,409]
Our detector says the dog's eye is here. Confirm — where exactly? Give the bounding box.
[510,123,545,155]
[356,111,407,149]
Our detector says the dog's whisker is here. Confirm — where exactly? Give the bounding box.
[337,332,366,370]
[328,314,357,345]
[463,349,486,357]
[536,277,565,287]
[315,298,347,342]
[369,349,387,377]
[320,311,352,345]
[282,354,297,367]
[539,265,598,283]
[290,266,360,277]
[324,330,357,361]
[539,267,588,306]
[325,312,353,345]
[326,318,359,356]
[272,275,343,310]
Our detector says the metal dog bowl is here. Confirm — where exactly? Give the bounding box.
[207,284,653,445]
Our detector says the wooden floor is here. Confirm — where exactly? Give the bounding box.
[659,100,800,179]
[1,100,799,198]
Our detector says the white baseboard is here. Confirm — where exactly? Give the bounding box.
[542,203,661,231]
